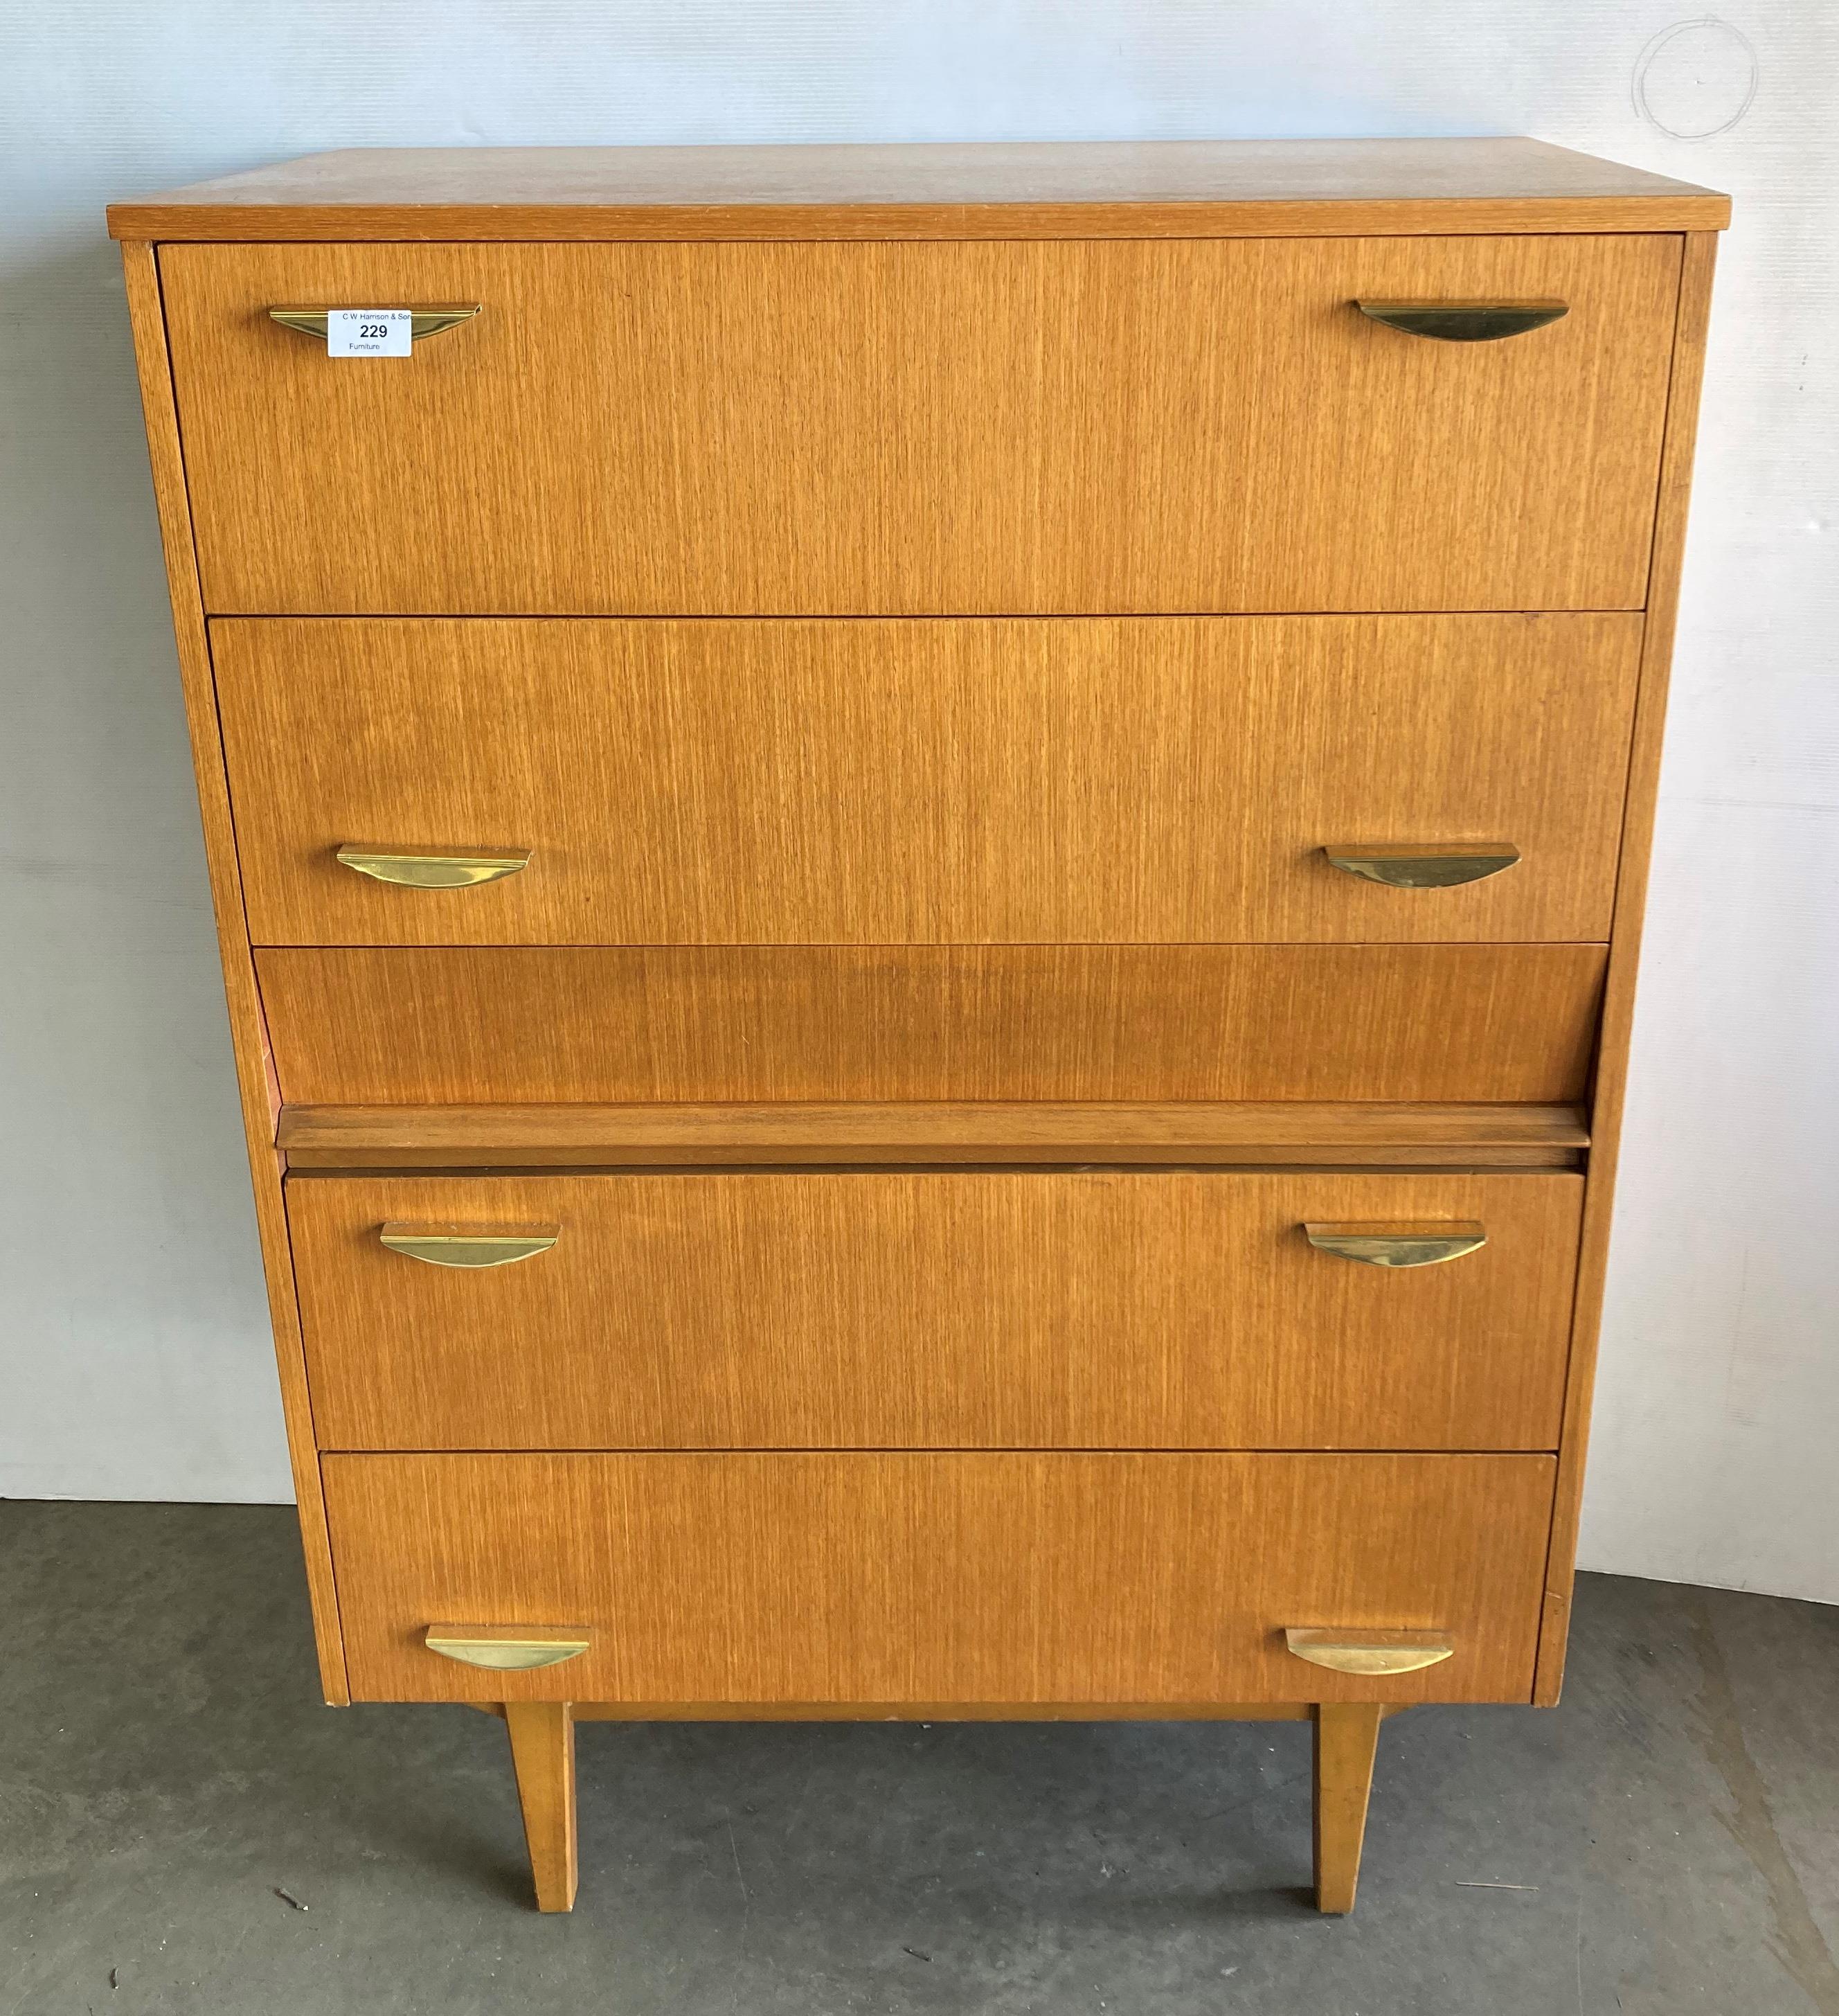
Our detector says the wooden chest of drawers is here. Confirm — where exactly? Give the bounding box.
[110,137,1726,1920]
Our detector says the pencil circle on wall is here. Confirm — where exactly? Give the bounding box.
[1633,18,1759,140]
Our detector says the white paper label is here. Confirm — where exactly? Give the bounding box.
[327,309,413,358]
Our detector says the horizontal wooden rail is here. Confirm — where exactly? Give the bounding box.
[467,1700,1323,1723]
[278,1100,1588,1172]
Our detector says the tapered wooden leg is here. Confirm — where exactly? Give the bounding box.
[504,1701,578,1912]
[1312,1702,1383,1914]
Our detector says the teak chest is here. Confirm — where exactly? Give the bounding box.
[110,137,1728,1917]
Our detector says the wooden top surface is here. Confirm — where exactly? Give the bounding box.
[108,138,1728,242]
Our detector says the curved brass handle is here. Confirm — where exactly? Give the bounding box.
[1356,300,1568,342]
[1304,1222,1486,1268]
[1324,843,1520,889]
[337,846,530,889]
[1285,1628,1455,1676]
[379,1224,559,1268]
[425,1625,591,1671]
[269,305,483,344]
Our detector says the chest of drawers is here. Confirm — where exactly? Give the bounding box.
[110,138,1726,1919]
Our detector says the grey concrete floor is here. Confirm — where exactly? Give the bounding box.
[3,1504,1838,2015]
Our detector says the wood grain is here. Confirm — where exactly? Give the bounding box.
[161,235,1680,616]
[1314,1704,1384,1913]
[254,944,1608,1107]
[320,1451,1557,1705]
[112,139,1727,1909]
[479,1697,1400,1721]
[107,138,1729,242]
[503,1702,577,1913]
[276,1098,1589,1170]
[119,244,349,1705]
[288,1170,1581,1452]
[216,615,1643,947]
[1533,232,1721,1706]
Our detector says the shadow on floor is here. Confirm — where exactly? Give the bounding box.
[3,1501,1837,2015]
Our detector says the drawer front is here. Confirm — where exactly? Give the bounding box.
[291,1170,1581,1452]
[258,943,1604,1105]
[163,235,1680,616]
[219,614,1641,947]
[321,1451,1556,1705]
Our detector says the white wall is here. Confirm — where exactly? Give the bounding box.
[2,5,1833,1596]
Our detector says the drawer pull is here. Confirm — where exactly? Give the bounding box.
[1355,301,1568,342]
[379,1224,559,1268]
[1323,843,1520,889]
[424,1625,591,1671]
[1285,1628,1455,1676]
[1304,1222,1486,1268]
[336,845,531,889]
[269,305,483,344]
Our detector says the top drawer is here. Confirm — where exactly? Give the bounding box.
[159,235,1682,616]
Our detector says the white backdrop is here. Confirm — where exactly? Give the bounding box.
[2,5,1833,1598]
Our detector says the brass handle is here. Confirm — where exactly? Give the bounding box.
[1285,1628,1455,1676]
[1304,1222,1486,1268]
[269,305,483,344]
[379,1224,559,1269]
[1356,301,1568,342]
[337,845,530,889]
[424,1625,591,1671]
[1324,844,1520,889]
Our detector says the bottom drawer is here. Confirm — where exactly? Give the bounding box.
[323,1452,1555,1707]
